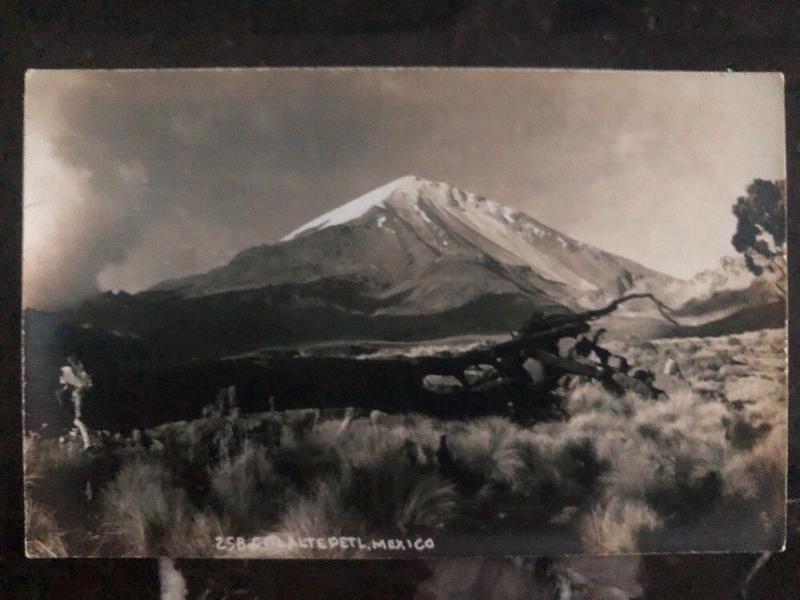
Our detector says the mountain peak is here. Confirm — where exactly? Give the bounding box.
[152,173,682,314]
[282,175,426,241]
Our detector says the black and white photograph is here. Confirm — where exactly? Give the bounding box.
[22,68,787,558]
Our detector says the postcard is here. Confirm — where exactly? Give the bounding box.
[22,68,787,557]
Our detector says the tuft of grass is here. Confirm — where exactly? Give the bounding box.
[101,459,196,556]
[168,510,231,558]
[550,383,733,514]
[208,442,287,531]
[720,423,787,539]
[347,451,458,533]
[394,474,459,534]
[272,479,361,557]
[580,498,662,554]
[25,499,69,557]
[24,433,86,482]
[447,417,523,485]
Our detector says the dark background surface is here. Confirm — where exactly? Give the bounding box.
[1,1,798,598]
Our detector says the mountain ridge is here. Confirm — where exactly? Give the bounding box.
[151,175,681,316]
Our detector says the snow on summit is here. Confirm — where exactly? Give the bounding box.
[282,175,419,240]
[282,174,525,240]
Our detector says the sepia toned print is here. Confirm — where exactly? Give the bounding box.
[22,68,786,557]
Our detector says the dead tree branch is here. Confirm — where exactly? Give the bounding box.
[83,293,678,430]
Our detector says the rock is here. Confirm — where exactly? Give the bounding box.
[422,374,464,394]
[558,336,577,358]
[662,357,682,376]
[522,358,546,384]
[463,364,498,386]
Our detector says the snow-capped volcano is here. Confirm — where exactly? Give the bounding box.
[153,175,679,316]
[282,174,598,291]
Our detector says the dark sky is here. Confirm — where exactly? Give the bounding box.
[23,68,784,308]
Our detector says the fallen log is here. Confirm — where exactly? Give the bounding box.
[75,294,676,431]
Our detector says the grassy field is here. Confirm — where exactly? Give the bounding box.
[24,329,786,557]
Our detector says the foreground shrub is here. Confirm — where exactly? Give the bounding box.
[393,474,459,533]
[447,417,522,486]
[209,442,287,531]
[101,459,197,555]
[580,498,662,554]
[278,479,352,536]
[720,424,787,546]
[25,499,68,557]
[344,446,459,534]
[23,433,86,481]
[503,435,608,525]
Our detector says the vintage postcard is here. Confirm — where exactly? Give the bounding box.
[22,68,787,558]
